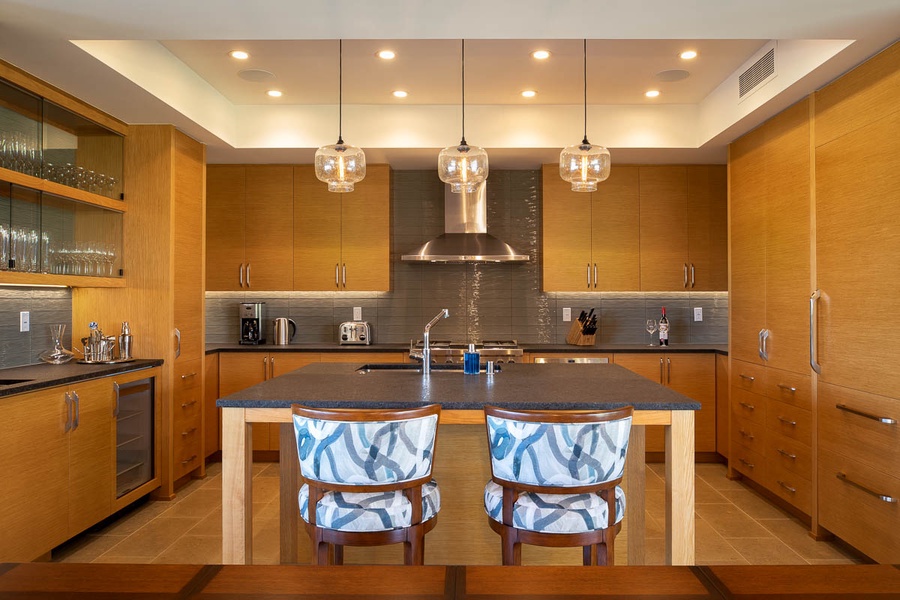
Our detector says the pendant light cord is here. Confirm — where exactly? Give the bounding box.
[337,39,344,145]
[582,39,589,146]
[460,39,467,146]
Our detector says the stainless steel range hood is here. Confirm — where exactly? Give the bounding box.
[401,182,530,262]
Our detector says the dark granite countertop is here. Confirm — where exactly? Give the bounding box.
[0,359,164,398]
[216,362,701,412]
[207,343,727,355]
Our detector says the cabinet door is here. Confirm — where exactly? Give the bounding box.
[729,127,768,365]
[244,166,294,290]
[816,110,900,397]
[541,164,593,291]
[206,165,246,291]
[219,353,271,451]
[666,353,716,452]
[0,388,69,561]
[639,166,689,291]
[294,165,342,291]
[173,131,205,361]
[341,165,391,291]
[67,378,114,535]
[687,165,727,291]
[592,166,640,290]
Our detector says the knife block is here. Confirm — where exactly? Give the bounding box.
[565,320,596,346]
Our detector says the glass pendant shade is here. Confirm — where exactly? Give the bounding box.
[438,141,488,193]
[315,140,366,192]
[559,140,611,192]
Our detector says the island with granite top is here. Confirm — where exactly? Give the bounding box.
[216,361,699,567]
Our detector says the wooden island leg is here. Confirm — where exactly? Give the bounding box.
[665,409,695,565]
[624,424,646,565]
[222,407,253,564]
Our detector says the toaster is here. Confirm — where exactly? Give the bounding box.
[339,321,371,345]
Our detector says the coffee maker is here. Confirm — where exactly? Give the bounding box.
[239,302,266,345]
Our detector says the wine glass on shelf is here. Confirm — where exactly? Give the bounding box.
[645,319,658,346]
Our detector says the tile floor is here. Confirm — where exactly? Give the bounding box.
[52,461,864,566]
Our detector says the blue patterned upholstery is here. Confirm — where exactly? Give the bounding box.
[484,413,632,534]
[293,411,440,531]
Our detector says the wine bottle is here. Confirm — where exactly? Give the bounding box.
[658,307,669,346]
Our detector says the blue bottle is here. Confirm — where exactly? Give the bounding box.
[464,343,480,375]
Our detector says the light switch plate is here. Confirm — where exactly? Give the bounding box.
[353,306,362,321]
[693,307,703,322]
[562,307,572,322]
[19,311,30,332]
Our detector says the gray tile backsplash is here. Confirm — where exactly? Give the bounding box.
[0,287,73,368]
[206,170,728,347]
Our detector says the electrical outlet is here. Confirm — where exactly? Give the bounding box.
[353,306,362,321]
[19,311,30,332]
[693,307,703,322]
[562,307,572,322]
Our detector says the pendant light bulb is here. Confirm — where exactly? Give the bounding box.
[560,40,610,192]
[316,39,366,193]
[439,39,488,193]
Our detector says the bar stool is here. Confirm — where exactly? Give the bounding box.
[291,403,441,565]
[482,405,633,565]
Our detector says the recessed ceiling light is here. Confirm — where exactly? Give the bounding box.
[532,50,551,60]
[392,90,408,98]
[377,50,396,60]
[680,50,698,60]
[521,90,537,98]
[266,90,283,98]
[645,90,660,98]
[230,50,249,60]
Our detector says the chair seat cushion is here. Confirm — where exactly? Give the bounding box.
[300,481,440,532]
[483,481,625,534]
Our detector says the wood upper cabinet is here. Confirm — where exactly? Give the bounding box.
[293,165,391,292]
[542,164,640,291]
[206,165,293,291]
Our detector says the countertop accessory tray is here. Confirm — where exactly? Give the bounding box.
[77,358,136,365]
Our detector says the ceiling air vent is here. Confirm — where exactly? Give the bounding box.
[739,47,776,99]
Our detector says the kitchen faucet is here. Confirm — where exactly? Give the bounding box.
[410,309,449,374]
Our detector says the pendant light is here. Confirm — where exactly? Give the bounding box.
[315,39,366,193]
[560,40,610,192]
[439,39,488,193]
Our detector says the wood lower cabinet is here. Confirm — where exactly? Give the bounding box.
[204,353,219,457]
[172,359,203,480]
[612,352,716,453]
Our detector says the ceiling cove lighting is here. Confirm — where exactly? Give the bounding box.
[438,39,488,194]
[645,90,660,98]
[266,89,282,97]
[680,50,698,60]
[532,50,551,60]
[377,50,396,60]
[559,39,610,193]
[229,50,249,60]
[315,39,366,193]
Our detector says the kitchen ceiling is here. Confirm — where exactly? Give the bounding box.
[0,1,897,168]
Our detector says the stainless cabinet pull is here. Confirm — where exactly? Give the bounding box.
[836,472,897,503]
[181,454,198,466]
[174,327,181,359]
[739,429,755,440]
[758,328,769,361]
[239,264,244,287]
[666,357,671,383]
[835,403,896,425]
[181,399,198,409]
[342,263,347,287]
[690,263,695,288]
[64,392,73,432]
[777,448,797,460]
[683,263,688,288]
[270,356,275,379]
[180,372,197,380]
[739,374,755,382]
[739,458,755,469]
[336,264,340,288]
[72,391,80,431]
[586,263,591,288]
[246,262,251,287]
[593,263,598,289]
[113,381,120,417]
[777,480,797,494]
[181,427,197,437]
[777,416,797,426]
[777,383,797,392]
[810,290,821,373]
[263,356,269,379]
[739,401,755,411]
[659,357,664,383]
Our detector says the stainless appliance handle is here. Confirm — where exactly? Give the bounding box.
[593,263,598,289]
[836,403,896,425]
[239,263,244,288]
[72,391,80,431]
[342,263,347,287]
[246,262,251,287]
[690,263,695,288]
[336,264,340,288]
[758,328,769,361]
[113,381,120,417]
[174,328,181,359]
[836,472,897,503]
[64,392,72,432]
[586,263,591,289]
[683,263,688,288]
[810,290,822,373]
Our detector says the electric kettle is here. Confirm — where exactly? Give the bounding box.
[273,318,297,345]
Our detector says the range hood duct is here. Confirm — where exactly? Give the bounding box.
[401,182,530,263]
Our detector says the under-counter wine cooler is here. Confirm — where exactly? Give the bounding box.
[114,377,154,498]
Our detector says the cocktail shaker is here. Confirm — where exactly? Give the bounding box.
[118,321,133,360]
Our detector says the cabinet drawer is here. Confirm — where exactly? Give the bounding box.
[731,360,766,395]
[768,461,812,514]
[766,399,811,445]
[818,382,899,476]
[732,388,766,425]
[731,444,766,484]
[732,416,766,454]
[174,435,202,480]
[765,432,812,479]
[174,359,202,423]
[819,448,900,563]
[764,368,811,410]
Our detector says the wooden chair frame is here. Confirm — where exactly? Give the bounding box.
[483,405,634,566]
[292,404,441,566]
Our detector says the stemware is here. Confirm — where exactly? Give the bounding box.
[645,319,658,346]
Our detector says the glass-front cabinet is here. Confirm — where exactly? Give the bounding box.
[0,66,126,287]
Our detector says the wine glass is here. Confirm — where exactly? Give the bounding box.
[645,319,658,346]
